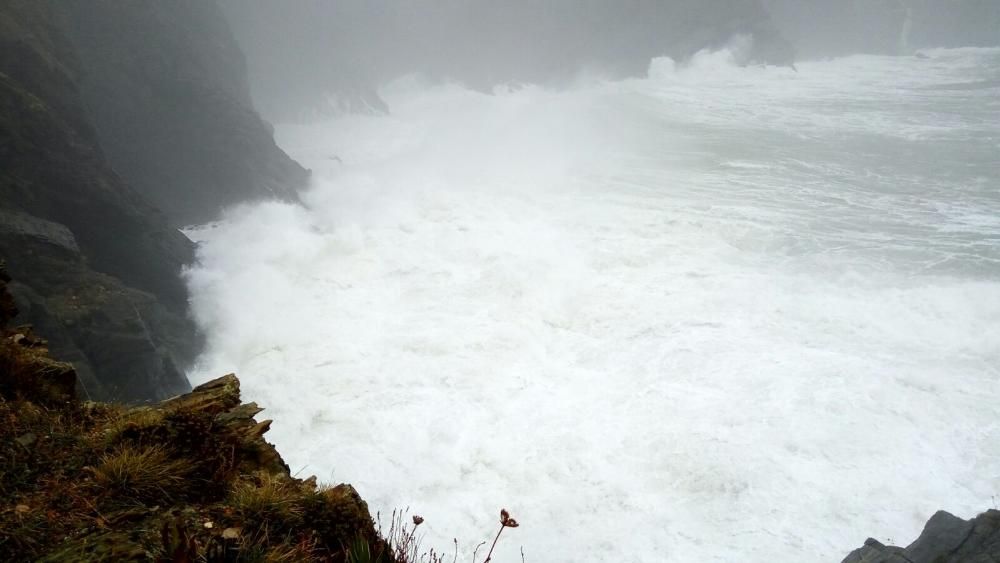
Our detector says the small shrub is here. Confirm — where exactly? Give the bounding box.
[302,483,380,554]
[368,510,457,563]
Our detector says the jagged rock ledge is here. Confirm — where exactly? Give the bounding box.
[842,510,1000,563]
[0,270,390,561]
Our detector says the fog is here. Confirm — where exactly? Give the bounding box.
[766,0,1000,58]
[220,0,996,121]
[219,0,792,120]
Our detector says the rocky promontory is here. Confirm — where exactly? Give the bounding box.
[842,509,1000,563]
[0,269,392,561]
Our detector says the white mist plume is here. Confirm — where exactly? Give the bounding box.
[185,48,1000,562]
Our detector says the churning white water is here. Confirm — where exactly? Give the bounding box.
[186,48,1000,562]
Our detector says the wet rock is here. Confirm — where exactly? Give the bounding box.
[0,264,17,326]
[0,212,79,257]
[0,1,197,402]
[842,510,1000,563]
[53,0,308,226]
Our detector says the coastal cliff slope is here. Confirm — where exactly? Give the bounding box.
[0,0,195,402]
[0,0,309,401]
[54,0,308,226]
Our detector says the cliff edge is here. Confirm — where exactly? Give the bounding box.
[0,268,392,562]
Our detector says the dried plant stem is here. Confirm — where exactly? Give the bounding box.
[471,541,486,563]
[482,525,505,563]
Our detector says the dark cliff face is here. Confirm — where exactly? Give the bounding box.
[0,0,313,401]
[0,0,196,402]
[53,0,309,226]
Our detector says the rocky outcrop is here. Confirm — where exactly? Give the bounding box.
[53,0,309,226]
[0,287,385,561]
[0,265,76,406]
[842,510,1000,563]
[0,0,196,402]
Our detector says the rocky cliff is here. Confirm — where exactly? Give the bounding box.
[0,0,196,402]
[0,0,310,402]
[842,509,1000,563]
[54,0,309,226]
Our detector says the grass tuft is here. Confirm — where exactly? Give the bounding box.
[229,473,306,529]
[88,444,195,503]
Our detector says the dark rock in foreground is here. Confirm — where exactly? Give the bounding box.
[843,510,1000,563]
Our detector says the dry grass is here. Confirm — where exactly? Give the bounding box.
[236,526,320,562]
[0,394,119,558]
[88,444,195,503]
[229,473,306,527]
[379,510,440,563]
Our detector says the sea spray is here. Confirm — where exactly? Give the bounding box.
[185,47,1000,562]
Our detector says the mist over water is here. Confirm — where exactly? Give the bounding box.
[186,48,1000,562]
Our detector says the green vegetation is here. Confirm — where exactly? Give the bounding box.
[0,365,396,561]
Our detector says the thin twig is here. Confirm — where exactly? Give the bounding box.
[483,525,505,563]
[471,541,486,563]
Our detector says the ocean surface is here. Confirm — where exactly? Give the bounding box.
[185,47,1000,562]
